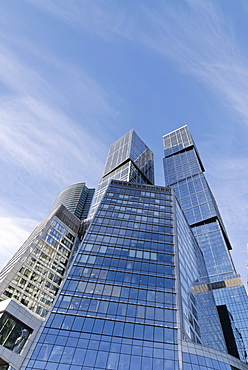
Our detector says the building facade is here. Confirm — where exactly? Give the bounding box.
[0,184,94,369]
[0,128,248,370]
[90,129,154,216]
[163,125,248,362]
[22,179,246,370]
[0,205,82,320]
[51,183,95,221]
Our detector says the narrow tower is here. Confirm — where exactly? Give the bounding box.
[90,129,154,216]
[163,125,248,361]
[51,183,95,221]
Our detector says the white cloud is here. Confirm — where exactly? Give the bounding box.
[0,20,119,186]
[0,215,38,271]
[0,9,121,272]
[23,1,248,124]
[0,96,106,185]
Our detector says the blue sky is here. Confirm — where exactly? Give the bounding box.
[0,0,248,285]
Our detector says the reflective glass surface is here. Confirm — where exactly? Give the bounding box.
[91,130,154,216]
[0,212,78,319]
[25,181,179,369]
[163,125,248,361]
[182,352,243,370]
[0,312,32,354]
[175,202,226,351]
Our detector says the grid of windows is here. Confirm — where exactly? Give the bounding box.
[0,214,78,319]
[90,130,154,216]
[25,182,180,369]
[175,202,226,351]
[163,125,194,157]
[51,183,94,221]
[182,352,241,370]
[163,125,248,362]
[193,221,234,277]
[163,148,202,185]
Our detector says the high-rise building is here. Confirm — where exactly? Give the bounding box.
[51,183,95,221]
[163,125,248,362]
[20,129,248,370]
[1,128,248,370]
[0,205,81,320]
[0,184,94,369]
[90,129,154,216]
[0,183,94,320]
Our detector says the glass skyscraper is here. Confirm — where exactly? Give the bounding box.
[1,128,248,370]
[163,125,248,362]
[51,183,95,221]
[0,183,94,320]
[0,184,94,370]
[90,129,154,216]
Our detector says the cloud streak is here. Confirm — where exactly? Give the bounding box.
[0,9,121,269]
[0,215,38,271]
[1,0,248,283]
[25,0,248,124]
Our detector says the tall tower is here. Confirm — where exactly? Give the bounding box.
[0,183,95,369]
[21,131,248,370]
[90,129,154,216]
[0,183,94,320]
[51,183,95,220]
[163,125,248,361]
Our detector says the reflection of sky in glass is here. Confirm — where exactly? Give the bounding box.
[163,125,248,362]
[91,130,154,216]
[26,181,179,369]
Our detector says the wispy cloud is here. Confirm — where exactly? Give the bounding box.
[25,1,248,124]
[0,215,38,271]
[134,1,248,124]
[0,19,120,185]
[0,10,121,269]
[1,0,248,281]
[0,96,105,183]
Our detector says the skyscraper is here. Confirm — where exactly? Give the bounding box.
[90,129,154,216]
[20,129,248,370]
[51,183,95,221]
[1,128,248,370]
[0,184,94,369]
[0,183,94,320]
[163,125,248,361]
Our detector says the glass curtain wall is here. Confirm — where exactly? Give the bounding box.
[163,125,248,362]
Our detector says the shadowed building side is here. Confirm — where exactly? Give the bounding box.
[163,125,248,362]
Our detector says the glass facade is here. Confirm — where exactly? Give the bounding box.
[1,128,248,370]
[0,312,32,354]
[175,201,226,351]
[0,206,81,319]
[90,129,154,216]
[24,181,180,369]
[23,179,243,370]
[182,352,242,370]
[0,180,94,322]
[163,125,248,362]
[51,183,95,221]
